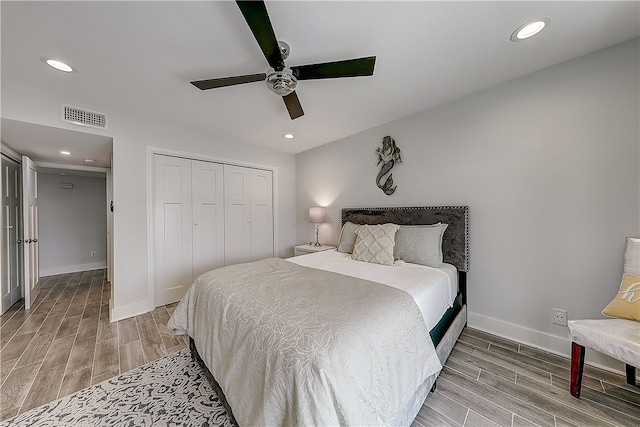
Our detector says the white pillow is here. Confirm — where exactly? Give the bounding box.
[336,221,360,253]
[394,223,448,267]
[352,223,400,266]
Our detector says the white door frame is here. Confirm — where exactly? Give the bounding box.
[146,146,279,310]
[106,166,114,286]
[0,146,23,314]
[1,154,22,314]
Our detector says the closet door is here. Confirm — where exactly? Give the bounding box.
[224,165,252,265]
[153,155,193,306]
[224,165,274,265]
[192,160,224,279]
[153,156,275,306]
[250,168,273,261]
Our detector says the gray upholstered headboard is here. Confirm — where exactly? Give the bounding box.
[341,206,469,272]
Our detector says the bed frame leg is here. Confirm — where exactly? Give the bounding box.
[570,342,585,398]
[626,364,637,387]
[430,381,437,393]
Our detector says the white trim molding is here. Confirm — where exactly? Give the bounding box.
[468,310,626,374]
[1,143,22,162]
[110,299,152,323]
[40,261,107,277]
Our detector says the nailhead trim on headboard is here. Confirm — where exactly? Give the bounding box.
[341,206,469,272]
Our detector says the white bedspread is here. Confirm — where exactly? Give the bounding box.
[168,258,443,426]
[288,249,457,330]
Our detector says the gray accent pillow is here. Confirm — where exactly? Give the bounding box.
[337,221,360,253]
[394,223,448,267]
[352,223,400,266]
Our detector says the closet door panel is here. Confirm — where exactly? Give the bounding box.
[153,155,193,306]
[250,169,273,261]
[224,165,251,265]
[192,160,224,279]
[163,204,188,287]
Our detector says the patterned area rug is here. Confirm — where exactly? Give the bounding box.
[2,349,234,426]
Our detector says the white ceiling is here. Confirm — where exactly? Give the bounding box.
[1,119,112,169]
[1,1,638,169]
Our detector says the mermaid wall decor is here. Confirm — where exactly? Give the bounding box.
[375,136,402,195]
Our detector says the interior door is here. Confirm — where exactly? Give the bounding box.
[192,160,224,279]
[22,155,39,309]
[1,157,22,314]
[153,154,193,306]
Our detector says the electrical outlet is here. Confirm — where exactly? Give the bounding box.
[90,251,96,258]
[552,308,567,326]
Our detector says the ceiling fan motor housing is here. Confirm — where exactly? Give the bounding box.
[266,67,297,96]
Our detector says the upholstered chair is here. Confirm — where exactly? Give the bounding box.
[567,237,640,397]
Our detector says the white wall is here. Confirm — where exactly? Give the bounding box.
[295,39,640,370]
[2,89,297,323]
[108,120,296,320]
[38,173,107,276]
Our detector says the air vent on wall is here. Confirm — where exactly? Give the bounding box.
[61,103,108,129]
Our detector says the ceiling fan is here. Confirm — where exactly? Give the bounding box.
[191,0,376,120]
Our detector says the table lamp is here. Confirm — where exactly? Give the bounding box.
[308,207,326,247]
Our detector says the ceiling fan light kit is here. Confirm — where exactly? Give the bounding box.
[190,0,376,120]
[266,67,297,96]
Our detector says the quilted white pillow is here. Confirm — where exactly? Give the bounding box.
[352,223,400,266]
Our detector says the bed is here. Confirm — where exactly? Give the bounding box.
[168,206,469,426]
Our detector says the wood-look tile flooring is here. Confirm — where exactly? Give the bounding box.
[416,328,640,427]
[1,270,639,426]
[0,269,187,421]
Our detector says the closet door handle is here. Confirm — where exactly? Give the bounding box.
[17,239,22,244]
[32,239,38,243]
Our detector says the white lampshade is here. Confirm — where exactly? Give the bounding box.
[624,237,640,276]
[309,206,326,223]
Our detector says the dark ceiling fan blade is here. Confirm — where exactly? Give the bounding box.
[291,56,376,80]
[236,1,285,70]
[282,91,304,120]
[191,73,266,90]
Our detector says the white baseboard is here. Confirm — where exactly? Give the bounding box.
[467,310,626,375]
[40,261,107,277]
[110,299,153,323]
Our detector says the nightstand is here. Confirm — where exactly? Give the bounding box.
[294,244,336,256]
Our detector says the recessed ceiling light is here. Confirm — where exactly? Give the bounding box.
[511,18,549,42]
[283,133,294,139]
[84,159,95,163]
[40,57,75,73]
[60,150,71,155]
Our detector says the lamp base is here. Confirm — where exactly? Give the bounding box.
[313,223,321,246]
